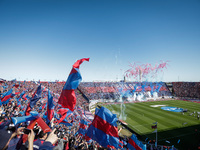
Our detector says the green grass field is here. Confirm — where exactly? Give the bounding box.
[104,100,200,150]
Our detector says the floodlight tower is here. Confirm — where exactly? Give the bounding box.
[139,68,142,82]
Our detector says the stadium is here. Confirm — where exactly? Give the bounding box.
[1,1,200,150]
[78,81,200,149]
[1,78,199,150]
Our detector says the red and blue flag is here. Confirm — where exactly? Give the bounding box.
[25,85,42,116]
[85,106,119,149]
[55,108,73,124]
[29,84,42,108]
[59,120,73,126]
[58,58,89,111]
[127,134,146,150]
[119,140,123,148]
[1,89,14,104]
[77,119,89,136]
[47,90,54,123]
[17,91,26,104]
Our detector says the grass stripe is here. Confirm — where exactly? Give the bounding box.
[105,99,200,150]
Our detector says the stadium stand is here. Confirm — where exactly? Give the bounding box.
[78,81,172,101]
[4,80,200,149]
[172,82,200,99]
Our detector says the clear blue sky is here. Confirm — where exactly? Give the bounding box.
[0,0,200,82]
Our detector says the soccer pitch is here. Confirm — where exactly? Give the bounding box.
[104,100,200,150]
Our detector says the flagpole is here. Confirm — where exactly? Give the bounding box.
[156,128,157,148]
[152,121,158,148]
[155,121,158,148]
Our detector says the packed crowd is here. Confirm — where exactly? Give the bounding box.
[78,82,172,100]
[40,81,89,110]
[0,80,130,150]
[1,80,185,150]
[172,82,200,99]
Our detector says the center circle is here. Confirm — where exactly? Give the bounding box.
[161,106,183,112]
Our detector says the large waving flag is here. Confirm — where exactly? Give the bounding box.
[29,84,42,108]
[47,90,54,123]
[85,106,119,149]
[25,85,42,116]
[58,58,90,111]
[1,89,14,104]
[127,134,146,150]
